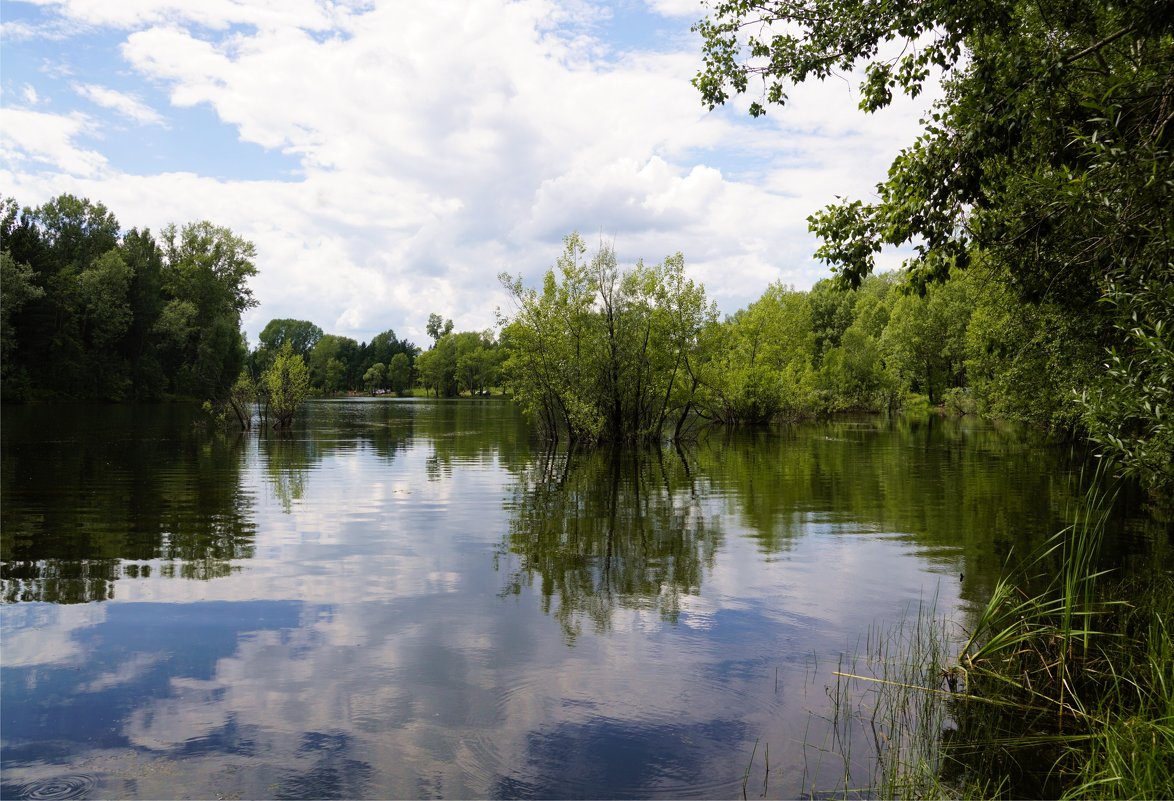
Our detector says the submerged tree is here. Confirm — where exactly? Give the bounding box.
[226,371,257,430]
[264,344,310,428]
[499,233,716,445]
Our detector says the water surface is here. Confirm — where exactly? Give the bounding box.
[1,400,1158,799]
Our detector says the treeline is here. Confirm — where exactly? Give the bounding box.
[498,235,1096,434]
[497,233,1170,504]
[244,313,503,399]
[248,317,419,396]
[0,193,503,404]
[2,195,257,402]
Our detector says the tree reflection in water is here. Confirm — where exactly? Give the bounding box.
[498,446,723,641]
[1,411,256,604]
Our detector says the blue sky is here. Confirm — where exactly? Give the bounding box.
[1,0,936,346]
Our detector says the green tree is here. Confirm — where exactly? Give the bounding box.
[308,334,359,392]
[387,352,412,394]
[5,195,122,398]
[226,371,257,430]
[255,318,323,373]
[120,228,166,399]
[426,312,453,344]
[707,282,815,424]
[363,328,416,386]
[416,334,459,397]
[880,275,972,405]
[807,278,857,366]
[693,0,1173,499]
[324,357,347,394]
[159,221,258,399]
[0,249,45,397]
[76,249,133,349]
[499,233,715,443]
[1077,273,1174,507]
[363,362,387,394]
[964,263,1100,428]
[452,330,502,396]
[75,249,135,399]
[264,344,310,428]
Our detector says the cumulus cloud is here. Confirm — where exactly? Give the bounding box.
[0,107,109,177]
[3,0,938,342]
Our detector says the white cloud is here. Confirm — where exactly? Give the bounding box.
[0,603,108,667]
[72,82,166,125]
[10,0,347,33]
[0,107,109,177]
[644,0,705,18]
[4,0,938,342]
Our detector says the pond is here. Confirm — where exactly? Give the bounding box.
[0,399,1162,799]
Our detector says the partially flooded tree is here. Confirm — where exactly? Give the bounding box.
[226,371,257,430]
[498,233,716,445]
[264,343,310,429]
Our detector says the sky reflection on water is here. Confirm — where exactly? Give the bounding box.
[1,400,1102,799]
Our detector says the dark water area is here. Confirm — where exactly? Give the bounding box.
[1,400,1168,799]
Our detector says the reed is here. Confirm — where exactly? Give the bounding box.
[811,466,1174,799]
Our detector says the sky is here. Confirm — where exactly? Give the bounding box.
[0,0,939,347]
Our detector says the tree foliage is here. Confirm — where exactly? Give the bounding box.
[499,233,716,445]
[2,194,258,403]
[256,318,323,370]
[263,344,310,428]
[693,0,1174,501]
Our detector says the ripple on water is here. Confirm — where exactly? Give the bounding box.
[457,668,767,799]
[5,774,97,800]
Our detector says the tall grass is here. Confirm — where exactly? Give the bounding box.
[811,468,1174,799]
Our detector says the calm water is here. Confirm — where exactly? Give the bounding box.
[1,400,1163,799]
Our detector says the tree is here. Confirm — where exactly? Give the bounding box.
[364,328,417,386]
[426,312,453,344]
[1,194,259,405]
[226,371,257,430]
[707,282,815,424]
[452,330,502,396]
[120,228,166,399]
[694,0,1171,296]
[387,352,412,394]
[0,249,44,396]
[308,334,359,393]
[1077,274,1174,508]
[263,344,310,428]
[159,221,258,399]
[416,334,458,397]
[878,275,973,405]
[693,0,1173,499]
[76,250,133,349]
[4,195,123,398]
[807,278,857,367]
[363,362,387,394]
[964,261,1100,428]
[256,318,323,372]
[499,233,715,444]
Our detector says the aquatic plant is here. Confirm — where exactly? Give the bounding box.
[812,468,1174,799]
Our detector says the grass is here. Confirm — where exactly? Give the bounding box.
[808,467,1174,799]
